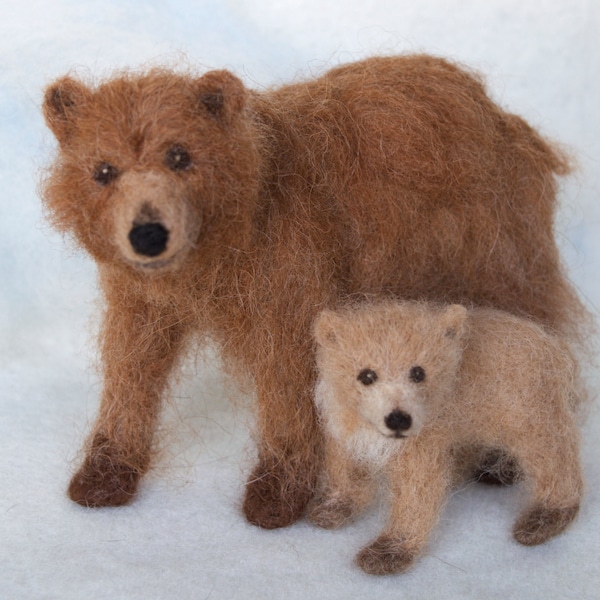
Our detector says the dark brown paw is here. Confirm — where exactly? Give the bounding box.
[474,450,521,486]
[307,495,357,529]
[243,462,313,529]
[513,505,579,546]
[356,536,416,575]
[68,438,142,507]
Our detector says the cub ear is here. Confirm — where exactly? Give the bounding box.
[313,310,343,347]
[196,70,247,124]
[43,76,91,144]
[440,304,468,339]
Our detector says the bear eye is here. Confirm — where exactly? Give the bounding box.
[93,162,119,185]
[165,145,192,171]
[409,366,426,383]
[357,368,378,386]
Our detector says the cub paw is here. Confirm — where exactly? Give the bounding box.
[355,536,416,575]
[513,504,579,546]
[307,494,357,529]
[474,450,521,486]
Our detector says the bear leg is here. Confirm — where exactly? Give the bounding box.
[242,350,323,528]
[68,295,187,507]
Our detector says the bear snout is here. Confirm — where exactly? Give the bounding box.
[384,409,413,437]
[129,222,170,257]
[110,170,197,271]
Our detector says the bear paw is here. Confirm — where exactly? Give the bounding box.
[68,441,141,507]
[243,462,313,529]
[307,494,358,529]
[355,536,416,575]
[513,504,580,546]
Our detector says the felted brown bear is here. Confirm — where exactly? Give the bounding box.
[41,54,586,529]
[309,301,583,574]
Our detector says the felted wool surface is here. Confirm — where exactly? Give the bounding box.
[1,1,599,599]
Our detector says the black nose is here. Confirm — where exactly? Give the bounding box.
[129,223,169,257]
[384,410,412,433]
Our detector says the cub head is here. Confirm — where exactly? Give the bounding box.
[314,302,468,444]
[42,68,260,272]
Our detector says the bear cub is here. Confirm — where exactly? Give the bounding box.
[310,301,583,575]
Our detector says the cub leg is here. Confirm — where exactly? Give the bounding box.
[512,424,582,546]
[356,434,453,575]
[68,295,187,507]
[308,435,375,529]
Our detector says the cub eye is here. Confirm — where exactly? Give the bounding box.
[357,368,378,386]
[93,162,119,185]
[409,366,426,383]
[165,145,192,171]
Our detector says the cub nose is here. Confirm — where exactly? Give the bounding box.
[384,409,412,433]
[129,223,169,257]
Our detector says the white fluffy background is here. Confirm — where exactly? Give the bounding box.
[1,1,599,598]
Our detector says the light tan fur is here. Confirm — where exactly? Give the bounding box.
[310,301,583,574]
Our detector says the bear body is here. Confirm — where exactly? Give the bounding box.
[42,55,584,528]
[310,301,583,574]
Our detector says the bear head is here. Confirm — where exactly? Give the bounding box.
[314,302,468,448]
[42,69,261,272]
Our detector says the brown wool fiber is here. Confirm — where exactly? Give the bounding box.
[41,54,587,528]
[310,301,583,575]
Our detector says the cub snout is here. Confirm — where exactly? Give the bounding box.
[384,409,413,437]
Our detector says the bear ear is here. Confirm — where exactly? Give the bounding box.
[313,310,343,347]
[43,76,91,144]
[440,304,468,339]
[196,70,247,124]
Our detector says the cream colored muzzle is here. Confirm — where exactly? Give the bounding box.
[112,170,196,270]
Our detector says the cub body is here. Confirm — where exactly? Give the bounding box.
[311,302,583,574]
